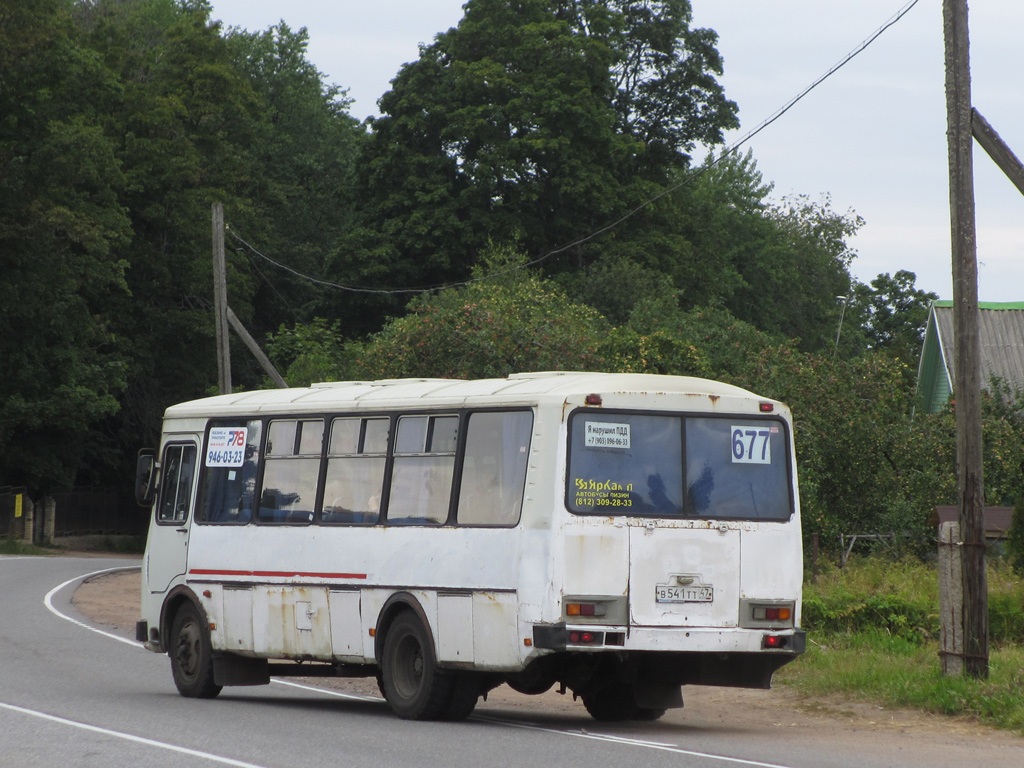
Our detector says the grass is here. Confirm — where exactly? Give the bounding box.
[778,556,1024,734]
[0,534,146,556]
[0,536,52,556]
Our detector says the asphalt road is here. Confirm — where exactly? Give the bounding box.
[2,555,1022,768]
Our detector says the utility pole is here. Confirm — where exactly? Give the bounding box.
[211,202,289,391]
[942,0,987,678]
[212,202,232,395]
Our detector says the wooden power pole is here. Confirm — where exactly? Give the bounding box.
[943,0,988,678]
[212,202,232,395]
[211,202,289,391]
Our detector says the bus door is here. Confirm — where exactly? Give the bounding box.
[147,438,199,593]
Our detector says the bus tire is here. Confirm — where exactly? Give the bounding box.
[634,707,667,721]
[380,612,453,720]
[440,673,480,721]
[581,682,640,721]
[169,602,222,699]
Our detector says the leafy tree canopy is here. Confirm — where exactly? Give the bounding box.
[0,0,131,491]
[849,270,938,363]
[335,0,738,303]
[353,245,609,380]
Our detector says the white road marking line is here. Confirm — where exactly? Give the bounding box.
[43,566,145,648]
[270,678,380,701]
[0,701,273,768]
[472,715,798,768]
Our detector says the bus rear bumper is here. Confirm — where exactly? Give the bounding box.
[531,624,805,690]
[533,623,806,656]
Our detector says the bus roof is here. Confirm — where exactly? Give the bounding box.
[163,372,777,419]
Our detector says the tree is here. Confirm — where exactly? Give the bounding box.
[562,151,863,353]
[78,0,270,457]
[354,246,609,380]
[849,270,938,364]
[737,193,862,351]
[0,0,132,492]
[555,0,738,172]
[337,0,737,305]
[226,22,364,326]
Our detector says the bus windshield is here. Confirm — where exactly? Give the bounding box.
[567,411,793,521]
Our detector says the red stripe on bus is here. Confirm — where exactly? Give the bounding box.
[189,569,367,580]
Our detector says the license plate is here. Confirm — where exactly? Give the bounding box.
[655,585,713,603]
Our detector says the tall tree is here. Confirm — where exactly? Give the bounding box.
[850,270,938,363]
[336,0,737,313]
[226,22,364,326]
[0,0,132,491]
[77,0,266,457]
[555,0,738,172]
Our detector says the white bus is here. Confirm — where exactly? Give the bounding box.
[135,372,805,721]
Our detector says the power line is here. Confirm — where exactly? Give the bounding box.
[232,0,922,296]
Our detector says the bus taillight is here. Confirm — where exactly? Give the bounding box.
[565,602,607,617]
[753,606,791,622]
[568,630,603,645]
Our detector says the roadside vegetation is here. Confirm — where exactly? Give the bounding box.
[777,557,1024,734]
[0,536,51,556]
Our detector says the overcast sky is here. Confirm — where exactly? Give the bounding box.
[209,0,1023,303]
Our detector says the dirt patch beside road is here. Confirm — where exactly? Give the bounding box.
[73,568,1024,763]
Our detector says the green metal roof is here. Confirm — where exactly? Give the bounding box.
[917,300,1024,413]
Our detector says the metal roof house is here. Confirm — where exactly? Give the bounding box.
[917,300,1024,414]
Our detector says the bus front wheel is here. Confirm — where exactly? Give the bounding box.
[169,601,222,699]
[381,612,453,720]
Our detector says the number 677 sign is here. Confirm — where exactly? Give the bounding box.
[731,426,772,464]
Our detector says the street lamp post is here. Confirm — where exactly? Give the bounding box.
[833,295,849,357]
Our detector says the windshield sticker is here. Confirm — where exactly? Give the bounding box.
[731,425,773,465]
[207,427,247,467]
[573,478,634,509]
[585,421,631,449]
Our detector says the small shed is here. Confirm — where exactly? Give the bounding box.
[930,505,1014,541]
[916,300,1024,414]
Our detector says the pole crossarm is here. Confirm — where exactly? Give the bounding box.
[972,108,1024,198]
[226,308,289,389]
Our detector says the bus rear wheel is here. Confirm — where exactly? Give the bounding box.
[169,602,222,699]
[381,612,453,720]
[582,682,641,721]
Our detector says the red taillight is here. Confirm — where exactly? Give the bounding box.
[763,634,784,649]
[759,402,774,413]
[585,393,603,406]
[569,631,600,645]
[753,606,792,622]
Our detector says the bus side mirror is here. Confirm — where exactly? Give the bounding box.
[136,449,157,507]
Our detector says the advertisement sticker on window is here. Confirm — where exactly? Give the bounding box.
[207,427,247,467]
[584,421,631,449]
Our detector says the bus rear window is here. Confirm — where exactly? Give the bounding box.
[567,412,792,521]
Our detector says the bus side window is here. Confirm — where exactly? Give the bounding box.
[321,417,387,525]
[387,415,457,525]
[157,444,197,525]
[258,419,323,524]
[196,420,262,524]
[457,411,532,526]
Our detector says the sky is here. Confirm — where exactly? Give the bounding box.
[208,0,1023,302]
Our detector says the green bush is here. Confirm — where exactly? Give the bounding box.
[803,557,1024,645]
